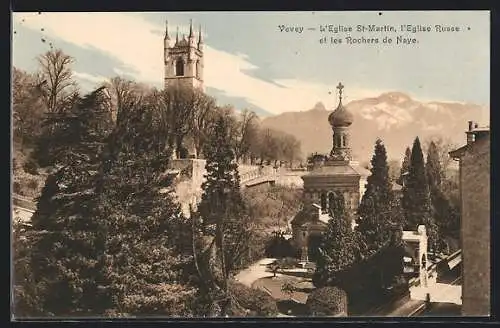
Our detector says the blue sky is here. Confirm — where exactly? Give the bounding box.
[12,11,490,117]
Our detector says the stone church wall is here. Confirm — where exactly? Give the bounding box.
[170,159,207,216]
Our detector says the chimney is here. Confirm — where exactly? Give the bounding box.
[466,121,475,145]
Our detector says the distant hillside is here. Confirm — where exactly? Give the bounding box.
[260,92,488,162]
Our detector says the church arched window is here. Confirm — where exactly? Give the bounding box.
[328,192,335,212]
[342,134,347,147]
[320,193,327,213]
[176,58,184,76]
[345,192,351,209]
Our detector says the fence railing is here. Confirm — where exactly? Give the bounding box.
[240,166,278,184]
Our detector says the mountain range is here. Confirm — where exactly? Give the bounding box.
[260,92,489,163]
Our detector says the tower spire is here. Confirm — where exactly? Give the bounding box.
[175,26,179,44]
[189,19,194,38]
[164,20,170,40]
[198,24,203,44]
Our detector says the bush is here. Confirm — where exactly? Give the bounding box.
[23,159,39,175]
[268,257,300,271]
[265,235,300,259]
[228,281,278,317]
[306,286,348,317]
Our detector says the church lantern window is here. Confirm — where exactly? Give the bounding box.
[335,134,341,148]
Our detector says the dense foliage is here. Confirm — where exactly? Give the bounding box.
[265,233,300,259]
[426,141,461,247]
[92,93,196,317]
[306,287,348,317]
[22,88,113,316]
[313,192,359,288]
[191,115,254,316]
[228,281,279,317]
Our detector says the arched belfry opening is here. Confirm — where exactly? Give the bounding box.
[176,58,184,76]
[196,60,201,78]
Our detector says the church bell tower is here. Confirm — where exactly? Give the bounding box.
[164,19,205,91]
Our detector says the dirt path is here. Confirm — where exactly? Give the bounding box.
[234,258,278,287]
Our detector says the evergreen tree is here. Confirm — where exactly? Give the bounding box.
[313,192,358,288]
[194,115,252,316]
[426,141,457,252]
[356,139,395,255]
[402,137,439,251]
[93,96,196,316]
[25,88,113,316]
[426,141,442,191]
[397,146,411,186]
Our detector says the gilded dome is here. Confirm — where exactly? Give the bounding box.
[328,102,354,127]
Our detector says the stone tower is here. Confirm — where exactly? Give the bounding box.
[164,19,204,91]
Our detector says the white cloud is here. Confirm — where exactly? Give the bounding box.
[13,12,384,115]
[73,71,108,84]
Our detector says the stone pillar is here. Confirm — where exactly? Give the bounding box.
[417,225,429,288]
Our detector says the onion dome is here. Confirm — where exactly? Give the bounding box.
[328,82,354,127]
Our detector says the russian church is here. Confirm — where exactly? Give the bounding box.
[290,83,371,261]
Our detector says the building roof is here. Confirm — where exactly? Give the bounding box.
[350,163,371,177]
[303,163,361,178]
[450,125,490,159]
[449,144,469,159]
[449,133,490,159]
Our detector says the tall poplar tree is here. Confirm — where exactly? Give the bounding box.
[426,141,442,191]
[426,141,457,251]
[194,115,252,316]
[397,146,411,186]
[402,137,439,251]
[356,139,396,255]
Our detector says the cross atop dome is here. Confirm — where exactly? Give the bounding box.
[336,82,344,102]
